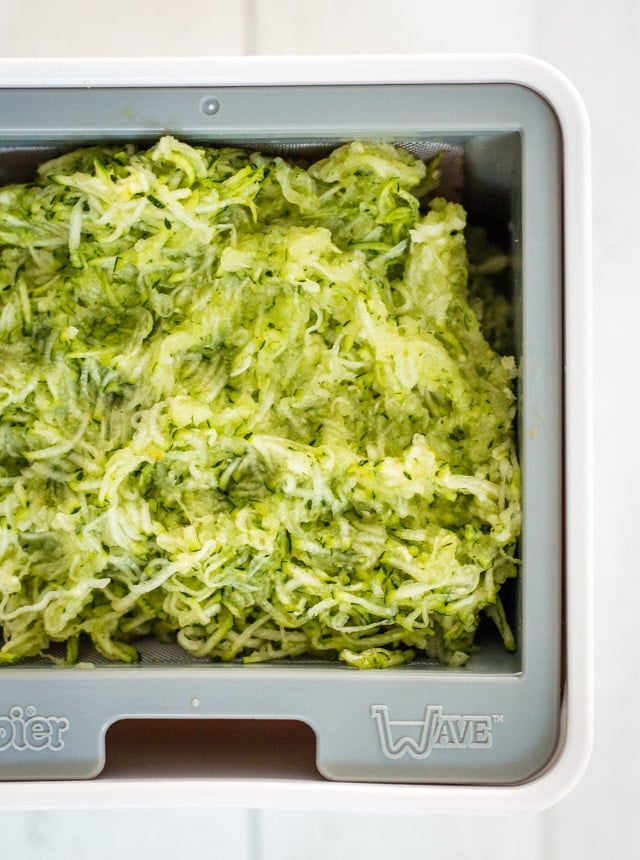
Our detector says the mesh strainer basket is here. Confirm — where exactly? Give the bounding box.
[0,55,592,814]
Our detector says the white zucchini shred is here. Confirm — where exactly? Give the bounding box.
[0,137,520,669]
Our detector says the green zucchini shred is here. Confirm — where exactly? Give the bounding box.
[0,137,520,667]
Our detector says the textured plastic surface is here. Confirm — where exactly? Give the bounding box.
[0,59,580,805]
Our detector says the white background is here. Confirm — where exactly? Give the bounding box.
[0,0,635,856]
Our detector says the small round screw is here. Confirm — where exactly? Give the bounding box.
[200,97,220,116]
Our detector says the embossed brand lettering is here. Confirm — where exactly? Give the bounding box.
[371,704,498,758]
[0,706,69,752]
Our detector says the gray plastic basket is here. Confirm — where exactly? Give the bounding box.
[0,80,562,785]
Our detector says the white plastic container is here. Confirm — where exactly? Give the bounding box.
[0,54,592,812]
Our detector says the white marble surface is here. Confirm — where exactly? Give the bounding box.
[0,0,635,856]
